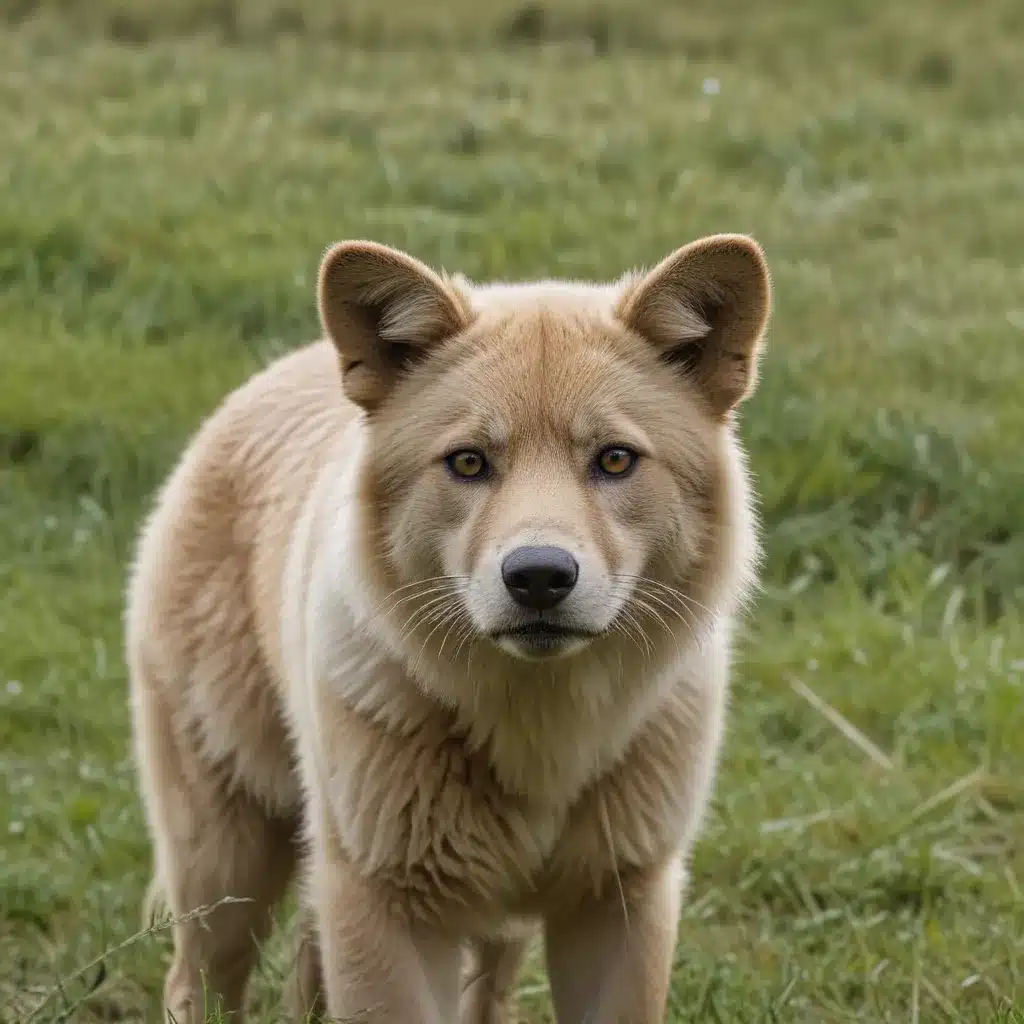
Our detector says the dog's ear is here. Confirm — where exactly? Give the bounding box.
[618,234,772,417]
[318,241,470,409]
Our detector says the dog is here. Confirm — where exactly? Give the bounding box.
[126,232,771,1022]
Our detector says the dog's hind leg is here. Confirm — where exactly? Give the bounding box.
[133,678,298,1022]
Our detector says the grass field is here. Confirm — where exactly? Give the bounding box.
[1,0,1023,1020]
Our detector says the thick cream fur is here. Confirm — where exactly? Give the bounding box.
[126,234,771,1022]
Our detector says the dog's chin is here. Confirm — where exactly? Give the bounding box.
[490,625,597,662]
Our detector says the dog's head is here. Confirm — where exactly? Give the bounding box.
[319,237,770,678]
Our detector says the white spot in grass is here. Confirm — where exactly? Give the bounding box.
[6,680,22,696]
[870,959,891,983]
[9,821,24,835]
[941,585,965,634]
[988,635,1004,672]
[702,77,721,95]
[914,432,930,464]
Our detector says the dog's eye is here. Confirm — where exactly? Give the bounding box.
[445,449,490,480]
[596,446,638,478]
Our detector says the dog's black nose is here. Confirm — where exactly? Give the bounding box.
[501,546,579,610]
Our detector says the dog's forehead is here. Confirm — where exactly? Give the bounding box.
[464,305,636,385]
[443,309,655,445]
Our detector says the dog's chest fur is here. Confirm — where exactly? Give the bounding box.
[313,652,720,931]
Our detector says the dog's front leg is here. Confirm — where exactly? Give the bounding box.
[543,857,683,1024]
[309,841,460,1023]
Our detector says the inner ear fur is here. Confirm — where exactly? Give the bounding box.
[317,240,470,410]
[617,234,772,417]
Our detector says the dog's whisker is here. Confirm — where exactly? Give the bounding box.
[628,594,688,661]
[452,622,479,663]
[436,609,473,664]
[372,575,468,613]
[378,574,469,599]
[608,574,706,656]
[631,588,703,652]
[411,605,466,678]
[607,587,657,660]
[613,574,715,618]
[404,608,453,668]
[626,594,673,637]
[614,608,654,661]
[377,581,464,617]
[629,585,690,624]
[395,598,464,649]
[395,592,460,637]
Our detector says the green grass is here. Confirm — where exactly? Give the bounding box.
[1,0,1022,1020]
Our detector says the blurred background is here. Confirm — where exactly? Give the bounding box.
[1,1,1022,1020]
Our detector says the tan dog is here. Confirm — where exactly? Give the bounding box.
[126,233,771,1023]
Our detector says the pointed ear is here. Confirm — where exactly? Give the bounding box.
[318,240,470,409]
[618,234,772,417]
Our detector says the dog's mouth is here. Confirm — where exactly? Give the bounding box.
[491,621,597,659]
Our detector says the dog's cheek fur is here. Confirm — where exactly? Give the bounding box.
[600,439,715,594]
[373,456,482,586]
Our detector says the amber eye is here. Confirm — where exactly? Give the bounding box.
[445,449,490,480]
[596,446,638,478]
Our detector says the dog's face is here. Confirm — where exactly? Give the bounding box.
[319,237,770,668]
